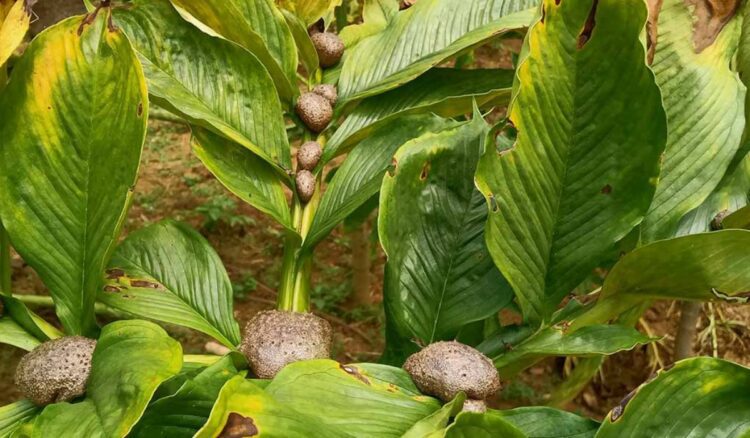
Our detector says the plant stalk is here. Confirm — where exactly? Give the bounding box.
[12,293,127,319]
[674,301,702,361]
[0,222,11,296]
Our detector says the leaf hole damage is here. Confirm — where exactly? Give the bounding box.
[577,0,599,49]
[340,364,371,385]
[219,412,258,438]
[419,162,430,181]
[105,268,125,280]
[601,184,612,194]
[130,279,161,289]
[610,389,636,422]
[488,194,499,213]
[540,4,546,23]
[137,102,143,117]
[387,157,398,177]
[686,0,741,53]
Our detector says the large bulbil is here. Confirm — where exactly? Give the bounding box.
[239,310,332,379]
[295,92,333,133]
[297,141,322,171]
[403,341,501,403]
[15,336,97,406]
[311,32,344,67]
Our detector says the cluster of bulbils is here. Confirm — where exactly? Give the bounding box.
[293,28,344,204]
[14,27,500,415]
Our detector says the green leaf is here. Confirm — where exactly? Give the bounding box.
[0,295,62,341]
[32,320,183,438]
[475,0,667,323]
[0,0,31,66]
[641,0,746,242]
[380,117,513,347]
[99,220,241,347]
[337,0,536,101]
[130,355,242,438]
[545,356,604,408]
[677,151,750,235]
[439,412,525,438]
[0,400,38,438]
[282,9,318,76]
[596,357,750,437]
[0,317,40,351]
[264,360,441,437]
[113,0,292,176]
[0,14,148,335]
[489,325,653,378]
[324,68,515,161]
[278,0,342,26]
[338,0,398,49]
[305,114,457,249]
[494,407,599,438]
[192,127,293,232]
[576,230,750,328]
[402,395,465,438]
[170,0,298,102]
[196,375,348,438]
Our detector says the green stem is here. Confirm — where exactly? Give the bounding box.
[0,223,10,296]
[13,293,128,319]
[277,199,303,311]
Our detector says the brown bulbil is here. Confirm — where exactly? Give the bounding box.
[295,92,333,133]
[239,310,332,379]
[295,170,316,203]
[15,336,97,406]
[311,32,344,67]
[312,84,337,106]
[297,141,322,171]
[403,341,500,402]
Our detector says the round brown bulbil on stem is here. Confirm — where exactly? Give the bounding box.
[297,141,322,171]
[15,336,97,406]
[311,32,344,67]
[239,310,332,379]
[295,92,333,133]
[295,170,316,203]
[312,84,337,106]
[403,341,501,402]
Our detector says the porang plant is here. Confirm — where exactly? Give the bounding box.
[1,0,750,436]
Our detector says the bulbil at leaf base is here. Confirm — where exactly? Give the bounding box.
[15,336,96,406]
[239,310,332,379]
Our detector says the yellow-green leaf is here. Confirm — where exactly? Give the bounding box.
[0,12,148,335]
[0,0,30,66]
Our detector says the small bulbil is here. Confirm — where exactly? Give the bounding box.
[295,92,333,133]
[311,32,344,67]
[15,336,97,406]
[239,310,332,379]
[403,341,501,402]
[312,84,337,106]
[297,141,322,171]
[295,170,316,203]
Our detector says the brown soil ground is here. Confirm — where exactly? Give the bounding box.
[2,37,750,423]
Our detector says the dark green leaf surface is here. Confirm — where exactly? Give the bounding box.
[641,0,746,242]
[576,230,750,327]
[192,128,293,232]
[0,14,148,335]
[597,358,750,437]
[490,325,653,377]
[325,68,515,161]
[99,220,241,347]
[130,355,242,438]
[440,412,525,438]
[170,0,298,103]
[32,321,183,438]
[380,117,513,346]
[265,360,441,437]
[306,114,457,249]
[113,0,291,175]
[495,407,599,438]
[475,0,666,323]
[338,0,536,101]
